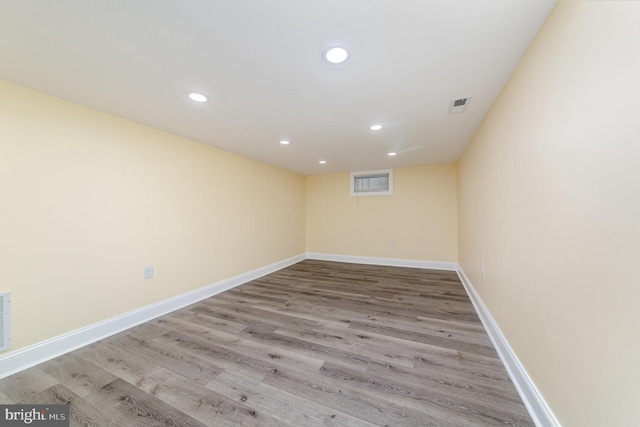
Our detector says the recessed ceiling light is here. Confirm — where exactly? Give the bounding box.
[187,92,209,103]
[319,160,327,164]
[279,140,290,145]
[323,46,350,64]
[369,124,383,131]
[388,152,397,156]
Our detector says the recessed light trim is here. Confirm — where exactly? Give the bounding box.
[187,92,209,103]
[279,140,290,145]
[319,160,327,164]
[323,46,350,64]
[369,124,383,131]
[388,152,397,156]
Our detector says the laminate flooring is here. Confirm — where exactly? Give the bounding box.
[0,260,534,426]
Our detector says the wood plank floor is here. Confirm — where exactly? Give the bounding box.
[0,260,533,426]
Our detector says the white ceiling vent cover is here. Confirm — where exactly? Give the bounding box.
[0,292,11,352]
[448,97,472,114]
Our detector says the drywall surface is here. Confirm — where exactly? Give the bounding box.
[307,164,457,262]
[458,2,640,425]
[0,81,305,352]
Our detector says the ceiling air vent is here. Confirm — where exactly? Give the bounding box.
[448,97,471,114]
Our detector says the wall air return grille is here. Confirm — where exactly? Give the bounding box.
[0,292,11,352]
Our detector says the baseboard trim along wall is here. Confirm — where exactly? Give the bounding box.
[0,251,559,427]
[0,254,305,380]
[305,252,458,271]
[456,268,561,427]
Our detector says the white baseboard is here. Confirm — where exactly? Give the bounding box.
[456,268,561,427]
[0,252,559,427]
[0,254,305,380]
[305,252,458,271]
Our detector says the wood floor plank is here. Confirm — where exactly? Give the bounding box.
[135,368,282,427]
[318,361,530,425]
[237,324,374,373]
[168,324,326,374]
[40,353,117,398]
[327,363,527,426]
[107,333,222,385]
[169,309,253,335]
[274,325,417,368]
[152,330,281,381]
[83,378,207,427]
[0,260,533,426]
[345,319,498,357]
[196,300,320,329]
[207,370,376,427]
[75,340,185,396]
[20,383,116,427]
[0,366,59,402]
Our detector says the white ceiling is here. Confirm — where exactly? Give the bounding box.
[0,0,555,175]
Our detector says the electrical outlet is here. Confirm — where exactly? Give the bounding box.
[144,266,154,279]
[391,238,397,246]
[481,263,485,277]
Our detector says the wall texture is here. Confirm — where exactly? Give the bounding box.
[306,164,457,263]
[0,81,306,353]
[457,2,640,425]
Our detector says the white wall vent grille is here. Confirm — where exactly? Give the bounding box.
[0,292,11,352]
[448,97,472,114]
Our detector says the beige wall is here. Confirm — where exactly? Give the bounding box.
[306,164,457,262]
[0,81,305,352]
[458,2,640,426]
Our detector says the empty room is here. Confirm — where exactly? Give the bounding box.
[0,1,638,426]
